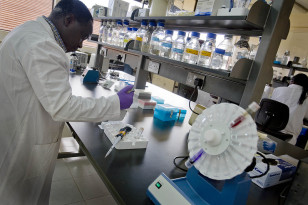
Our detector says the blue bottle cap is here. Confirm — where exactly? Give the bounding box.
[157,22,165,27]
[132,27,138,32]
[178,31,186,36]
[117,20,122,25]
[166,30,173,35]
[191,32,200,38]
[141,21,147,26]
[127,27,132,31]
[149,21,156,26]
[186,37,191,42]
[215,48,225,55]
[123,20,129,26]
[207,33,216,39]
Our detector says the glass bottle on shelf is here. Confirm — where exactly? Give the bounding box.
[217,34,233,71]
[211,48,225,69]
[282,50,290,65]
[198,33,216,67]
[123,27,133,47]
[171,31,186,61]
[231,35,250,67]
[183,32,201,65]
[99,21,106,43]
[149,22,165,55]
[159,30,174,58]
[133,21,148,51]
[102,21,110,43]
[141,21,156,53]
[112,21,123,46]
[119,20,129,47]
[107,21,115,44]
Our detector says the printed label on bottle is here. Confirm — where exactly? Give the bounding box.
[185,48,199,56]
[152,37,160,42]
[172,48,184,54]
[201,51,212,57]
[161,42,172,48]
[136,37,143,42]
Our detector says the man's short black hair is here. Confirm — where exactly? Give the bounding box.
[52,0,93,24]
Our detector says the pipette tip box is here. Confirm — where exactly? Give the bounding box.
[138,99,157,110]
[151,96,165,104]
[154,104,179,121]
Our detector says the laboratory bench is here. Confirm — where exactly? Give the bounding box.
[67,72,308,205]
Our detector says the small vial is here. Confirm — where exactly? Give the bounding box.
[183,32,201,65]
[211,48,225,69]
[171,31,186,61]
[230,102,260,128]
[159,30,173,58]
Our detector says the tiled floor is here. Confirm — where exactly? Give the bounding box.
[50,125,117,205]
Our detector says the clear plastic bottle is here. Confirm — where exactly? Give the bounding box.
[171,31,186,61]
[131,28,138,41]
[141,21,156,53]
[149,22,165,55]
[133,21,148,51]
[107,21,115,44]
[159,30,173,58]
[217,35,233,71]
[99,21,106,43]
[112,21,123,46]
[123,27,133,47]
[211,48,225,69]
[102,21,110,43]
[198,33,216,67]
[118,21,129,47]
[282,50,290,65]
[231,35,250,67]
[183,32,201,65]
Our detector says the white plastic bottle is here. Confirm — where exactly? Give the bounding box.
[112,21,122,46]
[99,21,106,43]
[133,21,148,51]
[198,33,216,67]
[159,30,173,58]
[217,34,233,71]
[211,48,225,69]
[107,21,115,44]
[149,22,165,55]
[141,21,156,53]
[231,35,250,67]
[119,20,129,47]
[123,27,133,47]
[183,32,201,65]
[171,31,186,61]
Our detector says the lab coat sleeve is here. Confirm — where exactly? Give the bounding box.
[21,40,122,122]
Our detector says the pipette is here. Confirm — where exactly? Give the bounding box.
[105,126,132,158]
[230,102,260,128]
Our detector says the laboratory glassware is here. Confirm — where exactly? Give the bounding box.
[183,32,201,65]
[198,33,216,67]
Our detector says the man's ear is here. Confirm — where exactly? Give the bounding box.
[63,14,75,27]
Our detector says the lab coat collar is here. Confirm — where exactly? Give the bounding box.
[288,84,303,91]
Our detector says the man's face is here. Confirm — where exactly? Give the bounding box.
[61,15,93,52]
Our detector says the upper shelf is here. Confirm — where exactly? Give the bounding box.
[93,1,270,36]
[273,63,308,72]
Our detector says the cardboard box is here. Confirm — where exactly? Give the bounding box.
[248,154,297,188]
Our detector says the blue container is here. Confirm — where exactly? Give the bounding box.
[151,96,165,104]
[177,107,187,122]
[154,104,179,121]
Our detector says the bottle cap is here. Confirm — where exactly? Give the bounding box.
[123,20,129,26]
[166,30,173,35]
[127,27,132,31]
[207,33,216,39]
[191,32,200,38]
[157,22,165,27]
[117,21,122,25]
[215,48,225,55]
[178,31,186,36]
[141,21,147,26]
[132,27,138,32]
[149,21,156,26]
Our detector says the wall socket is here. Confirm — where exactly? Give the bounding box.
[117,53,126,63]
[186,72,205,88]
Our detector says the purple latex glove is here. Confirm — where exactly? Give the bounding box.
[117,85,134,110]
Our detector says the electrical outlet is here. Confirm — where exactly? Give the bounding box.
[148,61,160,74]
[117,53,126,63]
[186,72,205,88]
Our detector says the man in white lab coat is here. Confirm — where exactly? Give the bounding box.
[0,0,134,204]
[271,74,308,145]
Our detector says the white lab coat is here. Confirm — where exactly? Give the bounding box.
[0,17,123,204]
[271,84,308,145]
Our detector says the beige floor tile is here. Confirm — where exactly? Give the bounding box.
[52,159,71,182]
[64,156,97,178]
